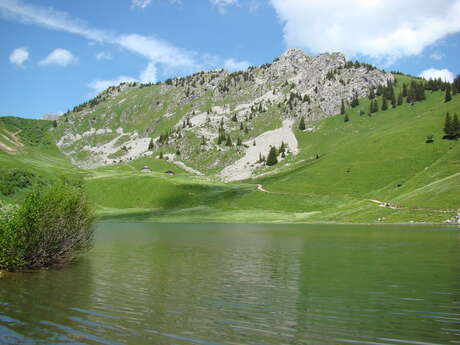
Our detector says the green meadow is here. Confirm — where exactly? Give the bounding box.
[1,76,459,224]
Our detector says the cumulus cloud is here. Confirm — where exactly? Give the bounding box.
[88,62,157,96]
[430,52,445,61]
[88,76,137,95]
[269,0,460,64]
[419,68,455,82]
[224,58,250,71]
[131,0,151,9]
[209,0,238,13]
[9,47,29,66]
[96,51,112,60]
[139,62,157,83]
[0,0,250,93]
[39,48,77,66]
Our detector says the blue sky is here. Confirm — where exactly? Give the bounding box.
[1,0,460,118]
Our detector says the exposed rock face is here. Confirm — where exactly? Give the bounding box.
[54,49,393,174]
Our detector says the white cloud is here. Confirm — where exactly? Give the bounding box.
[9,47,29,66]
[131,0,151,9]
[96,51,112,60]
[419,68,455,82]
[0,0,110,42]
[131,0,182,9]
[269,0,460,64]
[224,58,250,71]
[88,76,138,95]
[139,62,157,83]
[248,1,260,13]
[88,62,157,96]
[117,34,195,68]
[39,48,77,66]
[209,0,238,13]
[430,52,445,61]
[1,0,250,93]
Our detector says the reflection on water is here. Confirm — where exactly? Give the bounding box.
[1,223,459,345]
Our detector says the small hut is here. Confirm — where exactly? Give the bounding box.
[140,166,152,173]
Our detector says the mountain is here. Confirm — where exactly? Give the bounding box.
[54,49,392,179]
[1,49,459,224]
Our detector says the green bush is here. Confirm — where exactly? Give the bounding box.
[0,183,95,270]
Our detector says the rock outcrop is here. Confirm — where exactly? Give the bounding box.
[54,49,393,176]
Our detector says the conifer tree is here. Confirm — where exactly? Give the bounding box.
[148,138,154,150]
[340,99,346,115]
[372,99,379,113]
[237,137,242,146]
[389,87,396,108]
[402,83,408,97]
[444,112,452,138]
[159,151,163,159]
[369,88,375,100]
[445,85,452,102]
[381,96,388,111]
[299,117,306,130]
[454,74,460,94]
[266,147,278,166]
[240,122,244,130]
[397,92,403,106]
[452,114,459,138]
[344,113,349,122]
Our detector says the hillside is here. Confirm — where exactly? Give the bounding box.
[54,49,392,177]
[1,49,459,224]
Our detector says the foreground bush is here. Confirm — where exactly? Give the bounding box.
[0,183,95,270]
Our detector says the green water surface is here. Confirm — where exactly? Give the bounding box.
[1,223,459,345]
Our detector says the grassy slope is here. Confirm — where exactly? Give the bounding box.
[0,117,84,204]
[1,77,459,224]
[87,76,460,224]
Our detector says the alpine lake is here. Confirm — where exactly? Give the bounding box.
[1,222,459,345]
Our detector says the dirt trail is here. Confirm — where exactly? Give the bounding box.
[257,184,455,214]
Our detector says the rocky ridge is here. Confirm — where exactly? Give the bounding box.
[54,49,393,180]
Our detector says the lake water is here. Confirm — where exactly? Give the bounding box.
[1,223,460,345]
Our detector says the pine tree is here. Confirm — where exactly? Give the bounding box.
[454,74,460,94]
[299,117,306,130]
[381,96,388,111]
[159,151,163,159]
[368,87,375,100]
[148,138,154,150]
[444,112,453,138]
[52,120,58,128]
[445,85,452,102]
[452,114,460,138]
[344,113,349,122]
[390,87,396,108]
[266,147,278,166]
[231,114,238,122]
[176,148,181,156]
[240,122,244,130]
[372,99,379,113]
[402,83,408,97]
[340,99,346,114]
[397,92,403,106]
[201,136,206,145]
[237,137,242,146]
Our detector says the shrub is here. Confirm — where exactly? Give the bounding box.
[0,183,95,270]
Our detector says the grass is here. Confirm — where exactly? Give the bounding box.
[1,76,459,224]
